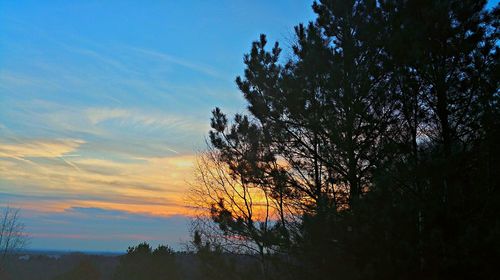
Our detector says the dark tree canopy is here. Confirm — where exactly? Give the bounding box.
[199,0,500,279]
[113,243,179,280]
[52,258,101,280]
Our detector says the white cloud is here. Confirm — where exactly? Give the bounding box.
[0,138,85,158]
[85,107,208,134]
[128,47,225,79]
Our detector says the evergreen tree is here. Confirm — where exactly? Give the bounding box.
[198,0,500,279]
[113,243,179,280]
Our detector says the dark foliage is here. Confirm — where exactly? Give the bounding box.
[52,258,101,280]
[202,0,500,279]
[113,243,179,280]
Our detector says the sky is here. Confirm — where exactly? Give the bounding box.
[1,1,498,253]
[0,0,316,252]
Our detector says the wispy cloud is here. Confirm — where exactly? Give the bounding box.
[0,137,197,217]
[86,107,208,135]
[2,98,209,156]
[128,47,225,79]
[0,0,315,251]
[0,138,84,158]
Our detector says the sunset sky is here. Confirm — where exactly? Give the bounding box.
[0,0,315,251]
[2,0,498,253]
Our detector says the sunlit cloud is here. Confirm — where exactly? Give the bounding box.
[0,0,315,252]
[0,138,84,158]
[0,138,197,217]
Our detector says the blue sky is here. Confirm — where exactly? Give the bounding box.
[1,0,498,252]
[0,0,316,251]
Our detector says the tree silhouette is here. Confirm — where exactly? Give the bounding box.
[113,243,179,280]
[188,148,288,279]
[0,207,28,272]
[52,258,101,280]
[197,0,500,279]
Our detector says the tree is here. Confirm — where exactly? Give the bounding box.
[113,243,179,280]
[189,230,240,280]
[188,148,288,280]
[193,0,499,279]
[363,1,500,278]
[52,258,101,280]
[208,0,394,277]
[0,207,28,271]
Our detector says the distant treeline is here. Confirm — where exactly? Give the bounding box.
[2,252,117,280]
[1,244,270,280]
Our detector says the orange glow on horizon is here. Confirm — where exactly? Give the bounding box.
[0,139,200,218]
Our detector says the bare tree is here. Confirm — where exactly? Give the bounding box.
[187,148,289,279]
[0,207,28,270]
